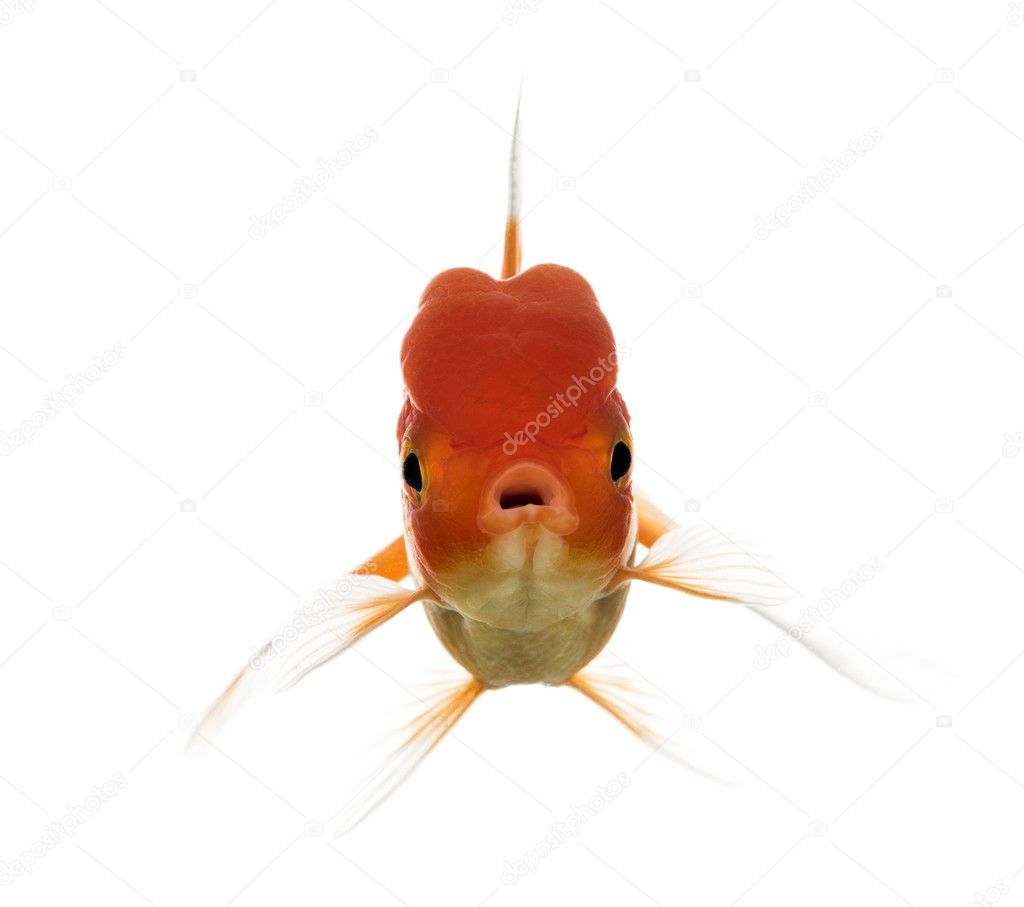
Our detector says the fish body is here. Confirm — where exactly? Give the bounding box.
[195,101,790,830]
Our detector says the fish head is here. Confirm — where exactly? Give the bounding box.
[397,264,636,631]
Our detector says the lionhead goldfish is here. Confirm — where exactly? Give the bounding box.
[194,102,791,830]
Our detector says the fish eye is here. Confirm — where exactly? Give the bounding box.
[610,440,632,482]
[402,451,423,494]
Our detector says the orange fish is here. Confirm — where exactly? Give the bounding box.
[194,103,786,828]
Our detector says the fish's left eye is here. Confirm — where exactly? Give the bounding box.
[402,451,423,493]
[610,440,632,482]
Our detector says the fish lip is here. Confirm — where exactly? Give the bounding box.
[477,459,579,536]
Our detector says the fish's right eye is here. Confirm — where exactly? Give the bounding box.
[402,451,423,493]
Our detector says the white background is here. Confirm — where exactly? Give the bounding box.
[2,1,1023,905]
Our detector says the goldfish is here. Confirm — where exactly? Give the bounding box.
[193,102,791,829]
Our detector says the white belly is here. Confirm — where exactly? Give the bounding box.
[445,523,606,632]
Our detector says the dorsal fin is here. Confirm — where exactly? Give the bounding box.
[500,89,522,280]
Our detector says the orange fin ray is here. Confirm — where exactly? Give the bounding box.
[566,671,723,781]
[191,574,424,745]
[352,535,409,582]
[331,676,485,834]
[636,494,677,548]
[618,525,789,607]
[631,506,902,696]
[274,579,425,692]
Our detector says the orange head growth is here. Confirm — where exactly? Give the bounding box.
[401,265,624,449]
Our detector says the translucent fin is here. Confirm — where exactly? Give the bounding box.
[566,671,657,740]
[274,578,424,692]
[331,675,485,834]
[191,575,424,745]
[751,607,909,700]
[630,501,904,699]
[566,671,722,781]
[500,88,522,279]
[189,654,264,748]
[617,525,789,606]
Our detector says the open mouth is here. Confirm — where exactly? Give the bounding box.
[499,486,547,509]
[479,461,578,536]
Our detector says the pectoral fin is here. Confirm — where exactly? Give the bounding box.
[630,500,900,697]
[192,568,423,745]
[616,524,788,606]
